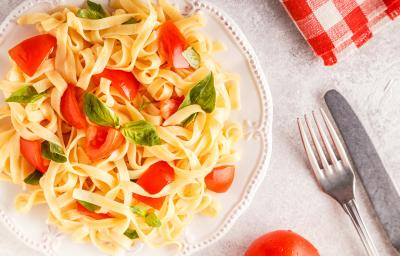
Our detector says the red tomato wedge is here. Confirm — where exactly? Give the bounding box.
[61,84,88,129]
[93,69,140,101]
[158,21,190,69]
[245,230,320,256]
[76,202,112,220]
[8,34,57,76]
[20,137,50,173]
[85,125,125,161]
[160,97,184,120]
[133,161,175,210]
[205,166,235,193]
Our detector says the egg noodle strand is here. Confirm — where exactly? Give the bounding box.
[0,0,241,254]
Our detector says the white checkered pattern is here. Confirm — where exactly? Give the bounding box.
[282,0,400,65]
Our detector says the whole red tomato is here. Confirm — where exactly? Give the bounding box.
[245,230,319,256]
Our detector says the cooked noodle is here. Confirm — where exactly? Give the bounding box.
[0,0,241,254]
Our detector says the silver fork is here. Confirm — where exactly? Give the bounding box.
[297,109,378,256]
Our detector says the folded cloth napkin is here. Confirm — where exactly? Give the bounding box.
[282,0,400,65]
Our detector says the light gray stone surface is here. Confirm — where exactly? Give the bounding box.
[1,0,400,255]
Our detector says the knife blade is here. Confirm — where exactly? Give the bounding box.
[324,89,400,252]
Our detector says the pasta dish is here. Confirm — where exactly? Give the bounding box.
[0,0,241,254]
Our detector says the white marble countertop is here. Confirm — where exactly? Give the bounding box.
[1,0,400,255]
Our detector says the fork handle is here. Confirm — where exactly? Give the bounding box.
[343,199,379,256]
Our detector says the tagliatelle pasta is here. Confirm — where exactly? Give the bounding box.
[0,0,241,254]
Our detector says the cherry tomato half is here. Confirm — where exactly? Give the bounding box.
[9,34,57,76]
[245,230,320,256]
[93,69,140,101]
[158,21,189,69]
[133,161,175,210]
[85,125,125,162]
[61,84,88,129]
[205,166,235,193]
[160,97,184,120]
[20,137,50,173]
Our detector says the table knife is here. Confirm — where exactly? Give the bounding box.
[324,89,400,252]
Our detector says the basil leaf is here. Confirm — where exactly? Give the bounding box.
[179,93,196,126]
[121,120,161,146]
[145,211,161,227]
[87,0,106,16]
[83,93,119,128]
[41,141,67,163]
[77,9,105,19]
[182,47,201,69]
[5,86,46,104]
[123,18,140,24]
[179,93,191,110]
[24,170,43,185]
[178,72,215,125]
[124,229,139,239]
[181,113,197,127]
[188,72,216,113]
[77,0,107,19]
[130,205,147,217]
[78,200,100,212]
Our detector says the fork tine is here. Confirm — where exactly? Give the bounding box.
[312,111,339,165]
[320,108,352,166]
[297,118,324,178]
[304,114,331,171]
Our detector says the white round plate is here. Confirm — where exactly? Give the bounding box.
[0,0,273,255]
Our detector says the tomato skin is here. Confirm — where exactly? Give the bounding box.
[20,137,50,173]
[245,230,320,256]
[160,98,184,120]
[61,84,88,129]
[158,21,189,69]
[93,69,140,101]
[133,194,166,210]
[205,166,235,193]
[8,34,57,76]
[85,126,125,162]
[76,202,112,220]
[133,161,175,210]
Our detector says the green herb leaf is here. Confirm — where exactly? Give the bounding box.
[188,72,215,113]
[182,47,201,69]
[124,229,139,239]
[178,72,215,125]
[87,0,106,15]
[145,211,161,227]
[181,113,197,127]
[5,86,46,104]
[83,93,119,128]
[130,205,147,217]
[77,9,105,19]
[123,18,140,24]
[77,0,107,19]
[24,170,43,185]
[179,92,197,126]
[78,200,100,212]
[41,141,67,163]
[179,93,192,110]
[120,120,161,146]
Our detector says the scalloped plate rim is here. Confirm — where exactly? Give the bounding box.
[0,0,273,255]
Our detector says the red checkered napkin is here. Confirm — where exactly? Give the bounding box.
[282,0,400,65]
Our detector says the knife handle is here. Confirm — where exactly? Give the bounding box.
[343,199,379,256]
